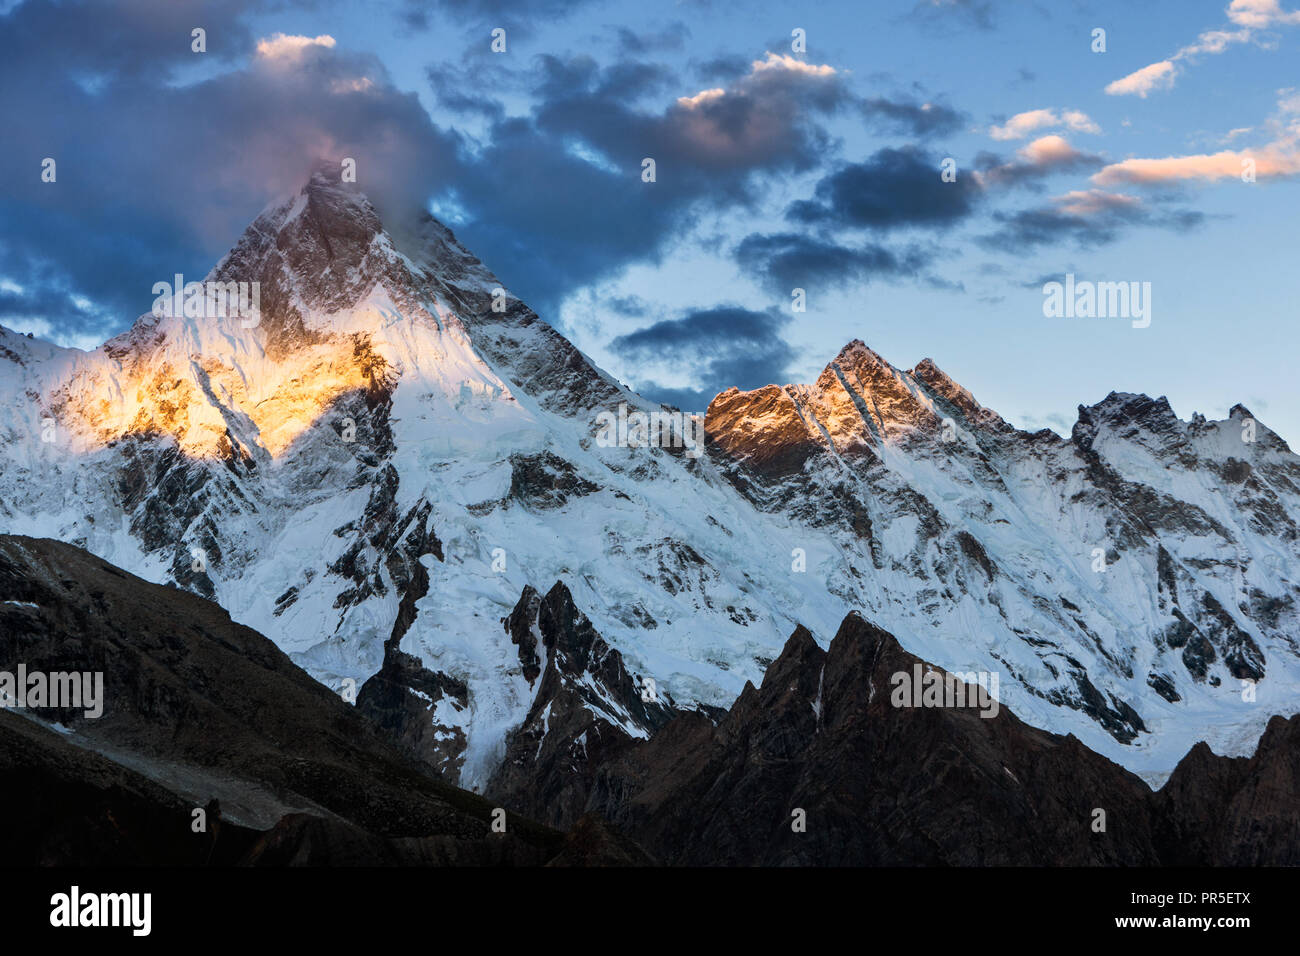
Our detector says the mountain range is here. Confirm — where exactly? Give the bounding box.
[2,161,1298,825]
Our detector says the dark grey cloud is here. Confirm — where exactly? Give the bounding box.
[693,54,753,85]
[532,53,672,102]
[734,233,931,293]
[0,0,865,345]
[860,96,965,137]
[605,294,651,317]
[531,52,852,176]
[0,0,259,78]
[979,197,1205,252]
[427,63,508,120]
[974,141,1106,189]
[0,0,993,370]
[438,52,856,315]
[787,146,983,230]
[614,22,690,56]
[445,117,682,318]
[1023,270,1077,290]
[610,305,796,409]
[0,278,114,342]
[398,0,599,31]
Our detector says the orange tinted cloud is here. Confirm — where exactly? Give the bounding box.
[1105,61,1177,98]
[255,33,337,62]
[1094,146,1299,185]
[990,108,1100,140]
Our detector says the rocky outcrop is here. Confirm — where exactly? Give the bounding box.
[486,599,1300,866]
[584,613,1162,865]
[706,384,827,480]
[1153,713,1300,865]
[487,581,677,829]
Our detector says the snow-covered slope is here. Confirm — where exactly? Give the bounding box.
[2,163,1297,789]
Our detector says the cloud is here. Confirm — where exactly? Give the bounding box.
[976,135,1106,187]
[609,305,797,409]
[397,0,598,31]
[676,88,726,109]
[1105,1,1300,97]
[530,49,849,173]
[749,51,836,77]
[861,96,966,137]
[0,278,116,350]
[1,3,857,343]
[1093,91,1300,184]
[1105,60,1178,98]
[787,146,983,230]
[255,33,336,62]
[978,190,1204,251]
[614,23,691,56]
[660,53,847,167]
[1018,135,1093,165]
[1228,0,1300,29]
[734,233,931,292]
[1050,190,1142,216]
[1093,147,1299,184]
[1048,190,1140,217]
[434,50,854,316]
[989,108,1100,140]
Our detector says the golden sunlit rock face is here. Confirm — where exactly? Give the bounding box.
[59,327,388,461]
[704,340,1014,482]
[30,162,422,462]
[705,340,941,477]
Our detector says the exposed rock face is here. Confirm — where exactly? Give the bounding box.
[487,582,677,829]
[706,384,828,479]
[1153,714,1300,866]
[485,594,1300,866]
[356,551,472,780]
[508,451,602,510]
[0,535,637,866]
[584,613,1161,865]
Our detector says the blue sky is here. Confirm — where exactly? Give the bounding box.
[1,0,1298,442]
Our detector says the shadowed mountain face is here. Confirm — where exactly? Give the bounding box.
[585,614,1163,865]
[1152,713,1300,866]
[0,534,639,866]
[487,601,1300,866]
[485,581,679,829]
[2,163,1299,793]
